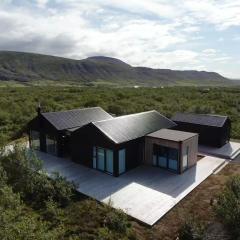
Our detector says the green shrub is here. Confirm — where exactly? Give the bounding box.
[0,175,64,240]
[42,199,65,225]
[178,218,205,240]
[1,145,75,209]
[104,210,130,234]
[214,175,240,239]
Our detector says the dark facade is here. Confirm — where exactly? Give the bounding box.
[69,110,176,176]
[28,114,66,157]
[172,113,231,148]
[29,107,226,177]
[70,123,144,177]
[28,107,113,157]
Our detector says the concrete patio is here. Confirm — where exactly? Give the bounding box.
[37,151,225,226]
[199,141,240,159]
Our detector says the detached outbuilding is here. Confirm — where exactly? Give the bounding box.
[172,113,231,148]
[145,129,198,174]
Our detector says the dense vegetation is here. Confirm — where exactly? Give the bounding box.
[0,146,135,239]
[0,86,240,143]
[214,175,240,239]
[0,85,240,239]
[178,175,240,240]
[0,51,233,86]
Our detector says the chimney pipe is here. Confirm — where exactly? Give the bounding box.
[37,102,41,115]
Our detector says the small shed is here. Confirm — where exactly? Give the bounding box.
[145,129,198,173]
[172,113,231,148]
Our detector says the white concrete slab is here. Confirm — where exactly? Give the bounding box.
[199,141,240,159]
[36,151,225,226]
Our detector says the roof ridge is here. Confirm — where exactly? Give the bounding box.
[42,106,102,115]
[153,110,177,124]
[176,112,228,118]
[92,110,156,124]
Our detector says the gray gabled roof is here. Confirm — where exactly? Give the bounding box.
[172,112,228,127]
[92,110,177,144]
[41,107,113,130]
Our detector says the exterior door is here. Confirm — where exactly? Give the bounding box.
[93,147,97,169]
[152,144,179,173]
[46,135,57,155]
[118,149,126,175]
[158,146,168,168]
[30,130,40,150]
[106,149,114,174]
[97,147,105,171]
[168,148,179,171]
[93,147,114,175]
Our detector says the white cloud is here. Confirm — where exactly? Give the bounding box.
[233,36,240,41]
[183,0,240,30]
[202,49,217,56]
[0,0,239,78]
[36,0,48,8]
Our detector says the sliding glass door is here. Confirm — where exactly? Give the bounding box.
[97,148,105,171]
[168,148,178,171]
[158,146,168,168]
[93,147,114,175]
[30,130,40,150]
[46,135,57,155]
[118,149,126,175]
[106,150,114,173]
[153,144,179,172]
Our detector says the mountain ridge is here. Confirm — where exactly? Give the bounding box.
[0,50,234,86]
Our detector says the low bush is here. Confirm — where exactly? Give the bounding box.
[178,217,205,240]
[214,175,240,239]
[1,145,75,209]
[0,161,65,240]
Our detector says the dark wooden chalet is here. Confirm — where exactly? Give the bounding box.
[28,107,113,157]
[69,111,198,176]
[28,107,200,177]
[172,113,231,148]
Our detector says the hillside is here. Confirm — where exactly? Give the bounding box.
[0,51,235,86]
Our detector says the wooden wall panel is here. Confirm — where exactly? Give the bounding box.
[144,137,179,165]
[180,135,198,172]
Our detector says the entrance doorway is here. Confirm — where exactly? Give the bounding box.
[153,144,179,172]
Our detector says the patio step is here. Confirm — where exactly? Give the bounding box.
[212,160,228,174]
[231,149,240,160]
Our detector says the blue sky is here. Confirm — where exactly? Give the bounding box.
[0,0,240,78]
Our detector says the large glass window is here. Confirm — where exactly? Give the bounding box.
[97,147,105,171]
[46,135,57,155]
[152,154,157,166]
[30,130,40,150]
[153,144,179,172]
[93,147,114,175]
[158,146,168,168]
[168,148,178,171]
[106,150,114,173]
[118,149,126,175]
[93,147,97,169]
[183,146,189,171]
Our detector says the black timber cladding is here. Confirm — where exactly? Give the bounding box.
[41,107,113,130]
[171,113,228,127]
[171,112,231,148]
[92,110,177,144]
